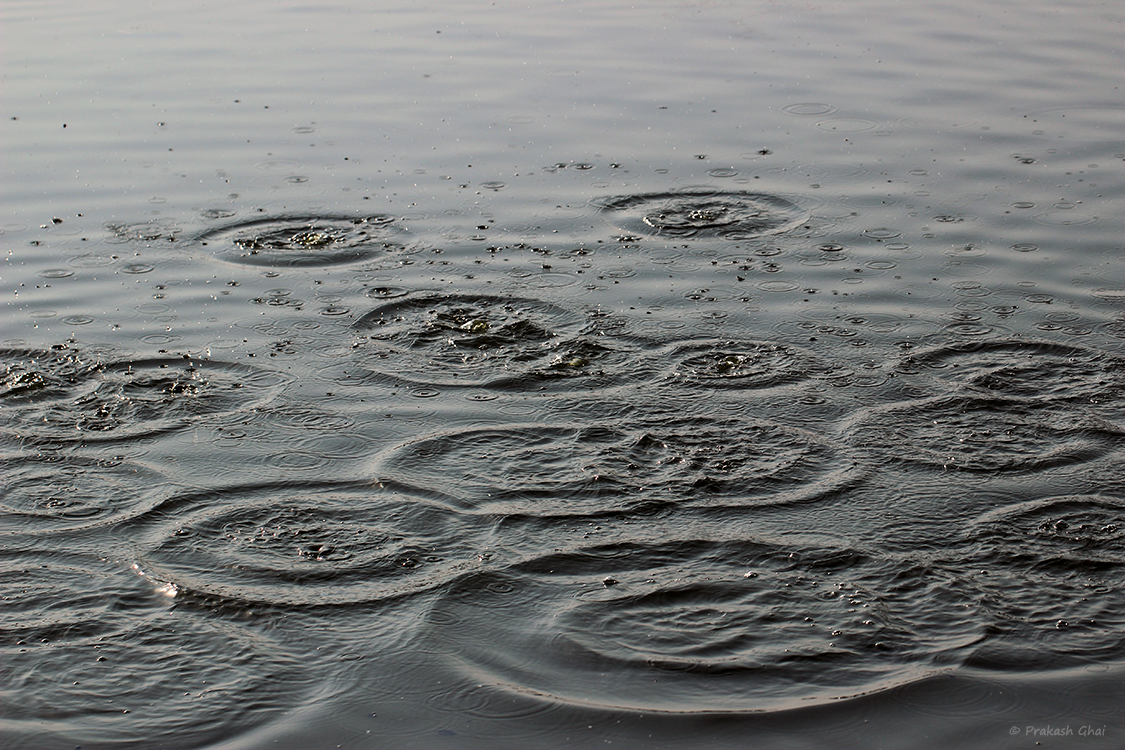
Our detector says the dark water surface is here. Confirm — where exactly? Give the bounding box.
[3,0,1124,747]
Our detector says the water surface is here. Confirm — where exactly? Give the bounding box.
[3,0,1124,748]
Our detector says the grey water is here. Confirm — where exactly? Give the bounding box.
[2,0,1124,748]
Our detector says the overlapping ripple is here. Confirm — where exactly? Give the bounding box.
[954,494,1125,670]
[2,356,290,444]
[844,395,1123,472]
[0,551,311,749]
[0,455,171,535]
[421,538,986,713]
[902,339,1125,408]
[1,346,97,405]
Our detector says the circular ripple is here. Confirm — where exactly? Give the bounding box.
[1,346,97,405]
[0,455,170,535]
[4,357,291,444]
[955,495,1125,669]
[349,294,587,387]
[782,102,837,116]
[198,215,404,267]
[665,339,834,389]
[596,191,808,240]
[1,551,310,749]
[489,336,659,394]
[844,395,1123,473]
[972,494,1125,571]
[133,481,486,607]
[901,339,1125,406]
[375,417,858,515]
[422,539,985,713]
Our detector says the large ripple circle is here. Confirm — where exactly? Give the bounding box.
[0,455,172,535]
[347,294,588,387]
[843,395,1123,472]
[421,539,986,713]
[374,416,860,515]
[3,357,291,444]
[132,480,487,607]
[597,190,808,239]
[665,338,834,389]
[198,215,404,267]
[947,495,1125,670]
[970,494,1125,572]
[901,338,1125,405]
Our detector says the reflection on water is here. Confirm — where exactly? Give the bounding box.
[3,0,1124,748]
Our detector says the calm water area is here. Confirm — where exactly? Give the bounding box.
[3,0,1124,747]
